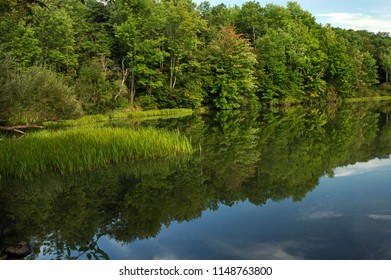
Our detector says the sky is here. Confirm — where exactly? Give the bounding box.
[194,0,391,33]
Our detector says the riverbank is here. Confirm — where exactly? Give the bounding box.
[345,96,391,103]
[43,108,194,128]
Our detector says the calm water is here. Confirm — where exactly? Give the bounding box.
[1,102,391,260]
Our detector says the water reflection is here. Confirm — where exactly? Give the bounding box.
[1,103,391,259]
[333,157,391,177]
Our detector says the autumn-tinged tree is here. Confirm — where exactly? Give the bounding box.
[207,26,257,109]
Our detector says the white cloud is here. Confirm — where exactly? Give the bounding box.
[303,210,344,220]
[333,157,391,177]
[368,214,391,221]
[211,240,305,259]
[317,12,391,33]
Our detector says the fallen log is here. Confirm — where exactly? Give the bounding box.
[0,124,44,139]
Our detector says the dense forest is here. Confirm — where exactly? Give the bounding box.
[1,0,391,124]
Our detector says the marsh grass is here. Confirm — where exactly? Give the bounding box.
[44,108,193,128]
[0,127,193,178]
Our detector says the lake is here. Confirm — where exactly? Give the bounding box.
[1,102,391,260]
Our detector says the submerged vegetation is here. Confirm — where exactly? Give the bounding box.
[0,127,193,178]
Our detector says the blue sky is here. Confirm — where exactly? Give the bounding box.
[194,0,391,33]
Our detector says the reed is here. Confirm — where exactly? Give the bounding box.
[0,127,193,178]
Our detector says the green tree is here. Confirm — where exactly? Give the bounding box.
[199,2,237,29]
[163,0,207,92]
[254,3,326,103]
[112,0,167,105]
[74,0,113,63]
[34,7,78,77]
[207,26,257,109]
[380,49,391,84]
[75,58,123,113]
[256,28,288,101]
[0,16,41,68]
[236,1,264,45]
[320,25,354,97]
[286,1,319,30]
[361,51,379,87]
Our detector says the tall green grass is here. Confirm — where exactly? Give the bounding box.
[0,127,193,178]
[44,108,193,128]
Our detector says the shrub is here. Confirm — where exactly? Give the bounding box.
[0,65,83,124]
[136,95,159,110]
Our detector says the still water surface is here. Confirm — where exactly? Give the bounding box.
[2,103,391,259]
[94,157,391,260]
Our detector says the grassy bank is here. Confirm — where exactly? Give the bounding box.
[0,127,193,178]
[345,96,391,103]
[44,108,194,128]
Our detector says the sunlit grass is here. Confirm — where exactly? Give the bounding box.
[0,127,193,178]
[44,108,193,128]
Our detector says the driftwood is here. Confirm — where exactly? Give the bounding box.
[0,124,44,139]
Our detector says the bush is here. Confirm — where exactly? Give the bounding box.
[0,65,83,124]
[136,95,159,110]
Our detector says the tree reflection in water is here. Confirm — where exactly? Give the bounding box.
[1,102,391,259]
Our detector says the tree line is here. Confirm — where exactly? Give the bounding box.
[1,0,391,123]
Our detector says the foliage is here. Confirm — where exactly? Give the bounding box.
[0,65,83,124]
[0,17,41,68]
[207,26,257,109]
[319,26,354,97]
[0,0,391,122]
[75,57,125,113]
[380,49,391,84]
[64,235,109,260]
[33,7,78,76]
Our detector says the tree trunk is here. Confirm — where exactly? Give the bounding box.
[253,27,256,49]
[170,56,174,90]
[170,53,176,91]
[129,70,135,105]
[129,47,137,105]
[115,58,128,100]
